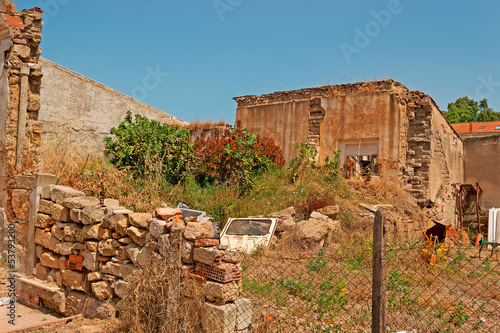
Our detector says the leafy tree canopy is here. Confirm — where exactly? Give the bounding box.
[444,97,500,123]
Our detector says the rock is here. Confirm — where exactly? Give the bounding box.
[98,227,112,240]
[51,204,70,222]
[158,234,170,257]
[100,261,135,278]
[102,213,126,230]
[149,218,167,239]
[70,209,81,223]
[57,242,74,256]
[118,237,133,244]
[34,263,50,280]
[271,206,296,217]
[359,203,378,213]
[65,290,87,316]
[62,196,99,209]
[62,269,85,290]
[11,189,29,220]
[136,247,147,267]
[114,280,129,298]
[55,270,63,287]
[36,213,54,228]
[103,206,127,215]
[181,240,194,264]
[309,211,329,221]
[91,281,113,300]
[81,205,105,225]
[115,215,130,237]
[49,185,85,205]
[83,251,99,271]
[82,223,101,240]
[317,205,340,219]
[203,280,240,304]
[59,255,68,270]
[222,249,242,264]
[184,222,214,240]
[98,239,120,257]
[275,215,295,232]
[126,226,147,246]
[84,297,116,319]
[35,227,60,249]
[126,243,141,266]
[39,199,53,215]
[36,245,44,258]
[86,241,99,252]
[129,213,151,228]
[87,271,104,282]
[102,199,120,207]
[297,217,340,242]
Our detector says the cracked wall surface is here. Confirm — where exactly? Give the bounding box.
[234,80,464,223]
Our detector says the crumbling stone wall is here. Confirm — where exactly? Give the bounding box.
[14,181,251,330]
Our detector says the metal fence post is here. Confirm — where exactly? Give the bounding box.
[372,208,387,333]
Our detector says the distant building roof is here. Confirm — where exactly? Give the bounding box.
[452,121,500,133]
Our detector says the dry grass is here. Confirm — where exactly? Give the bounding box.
[178,119,228,131]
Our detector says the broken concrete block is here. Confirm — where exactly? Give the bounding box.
[193,247,223,266]
[83,251,99,271]
[91,281,113,300]
[149,218,167,239]
[40,251,61,269]
[126,226,147,246]
[129,213,151,228]
[201,301,238,333]
[114,280,129,298]
[235,297,252,330]
[81,205,105,225]
[62,196,99,209]
[98,239,120,257]
[203,280,240,304]
[62,269,85,290]
[184,222,214,240]
[49,185,85,205]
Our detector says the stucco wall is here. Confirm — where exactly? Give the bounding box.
[464,135,500,209]
[38,58,186,159]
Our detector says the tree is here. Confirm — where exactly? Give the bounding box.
[444,97,500,123]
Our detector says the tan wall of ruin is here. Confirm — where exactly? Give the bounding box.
[464,135,500,209]
[319,91,401,172]
[236,100,310,163]
[38,58,186,159]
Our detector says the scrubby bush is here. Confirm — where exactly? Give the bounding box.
[194,128,285,190]
[104,111,194,185]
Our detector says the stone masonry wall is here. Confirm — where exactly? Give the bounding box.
[14,181,251,331]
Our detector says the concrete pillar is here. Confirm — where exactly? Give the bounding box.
[15,67,30,172]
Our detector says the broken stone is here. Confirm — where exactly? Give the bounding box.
[115,215,129,237]
[203,280,240,304]
[126,243,141,266]
[91,281,113,300]
[126,226,147,246]
[82,223,101,240]
[149,218,167,239]
[309,211,329,221]
[118,237,133,244]
[86,241,99,252]
[62,196,99,209]
[65,291,87,316]
[317,204,340,219]
[81,205,105,225]
[158,234,170,257]
[49,185,85,205]
[57,242,74,256]
[136,247,147,267]
[36,245,44,258]
[129,213,151,229]
[12,189,29,220]
[182,240,194,264]
[51,204,71,222]
[55,270,63,287]
[36,213,54,228]
[193,247,223,266]
[70,208,81,223]
[102,198,120,207]
[83,251,99,271]
[114,280,129,298]
[98,226,112,240]
[297,217,340,242]
[40,251,61,269]
[201,302,238,333]
[59,255,69,270]
[102,213,126,230]
[62,269,85,290]
[39,199,54,215]
[84,297,116,319]
[184,222,214,240]
[98,239,120,257]
[34,263,50,280]
[100,261,135,279]
[222,249,242,264]
[235,297,252,330]
[87,271,104,282]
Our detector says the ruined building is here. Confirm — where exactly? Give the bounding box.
[235,80,464,223]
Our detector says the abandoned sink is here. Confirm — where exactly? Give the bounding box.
[220,218,277,254]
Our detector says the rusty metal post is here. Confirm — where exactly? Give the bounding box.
[372,208,387,333]
[166,223,183,332]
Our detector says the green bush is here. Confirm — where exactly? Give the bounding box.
[104,111,194,185]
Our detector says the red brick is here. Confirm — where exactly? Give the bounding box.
[194,239,220,247]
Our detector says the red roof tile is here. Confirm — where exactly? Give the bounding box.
[452,121,500,133]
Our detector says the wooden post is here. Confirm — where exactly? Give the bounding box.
[166,223,183,332]
[372,208,387,333]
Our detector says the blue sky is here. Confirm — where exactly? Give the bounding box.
[23,0,500,124]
